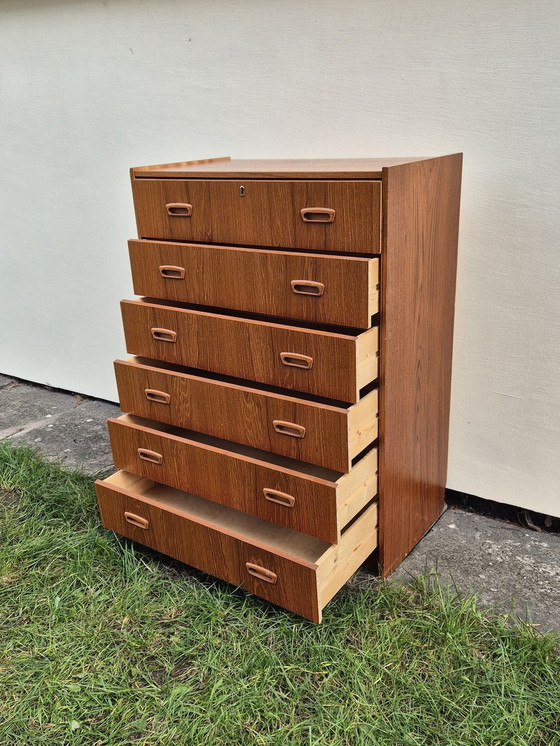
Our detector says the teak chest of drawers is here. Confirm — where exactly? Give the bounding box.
[95,155,462,623]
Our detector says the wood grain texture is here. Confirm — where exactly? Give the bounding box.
[114,358,378,472]
[131,178,381,253]
[120,300,378,402]
[128,239,379,328]
[108,414,378,543]
[95,471,379,622]
[378,154,462,577]
[131,157,428,180]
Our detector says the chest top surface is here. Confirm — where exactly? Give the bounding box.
[131,156,432,180]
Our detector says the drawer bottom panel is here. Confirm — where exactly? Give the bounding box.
[95,471,378,622]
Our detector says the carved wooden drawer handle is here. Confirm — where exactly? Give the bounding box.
[301,207,335,223]
[272,420,306,439]
[263,488,296,508]
[159,265,186,280]
[124,512,149,530]
[166,203,192,216]
[137,448,163,465]
[245,563,277,584]
[151,328,177,343]
[290,280,325,297]
[280,352,313,370]
[144,389,171,405]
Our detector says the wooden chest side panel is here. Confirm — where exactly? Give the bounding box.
[379,154,462,576]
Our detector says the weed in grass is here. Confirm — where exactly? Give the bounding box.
[0,441,559,745]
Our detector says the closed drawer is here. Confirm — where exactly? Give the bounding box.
[108,414,378,544]
[95,471,378,622]
[129,240,379,329]
[131,178,381,254]
[114,358,378,473]
[121,300,378,403]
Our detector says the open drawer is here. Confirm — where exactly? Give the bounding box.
[95,471,378,623]
[128,240,379,329]
[108,414,378,544]
[120,300,378,403]
[115,358,378,473]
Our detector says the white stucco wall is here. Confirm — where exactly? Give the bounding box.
[1,0,559,516]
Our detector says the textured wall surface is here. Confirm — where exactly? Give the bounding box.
[1,0,559,515]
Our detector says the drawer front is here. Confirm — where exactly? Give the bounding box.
[131,178,381,254]
[129,240,379,329]
[121,300,378,403]
[108,417,339,542]
[114,360,378,473]
[96,479,322,621]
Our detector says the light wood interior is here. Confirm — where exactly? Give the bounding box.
[319,505,378,606]
[348,388,379,459]
[356,326,379,391]
[368,260,380,318]
[335,447,378,528]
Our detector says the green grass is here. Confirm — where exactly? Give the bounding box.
[0,442,559,746]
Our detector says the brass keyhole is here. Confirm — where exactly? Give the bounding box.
[240,186,245,197]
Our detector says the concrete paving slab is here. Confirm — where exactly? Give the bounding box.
[0,381,78,436]
[0,375,16,389]
[391,508,560,632]
[12,397,121,476]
